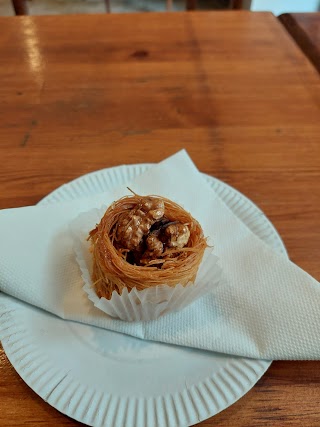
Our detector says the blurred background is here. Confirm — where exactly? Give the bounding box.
[1,0,319,15]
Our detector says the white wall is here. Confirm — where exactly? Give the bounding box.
[243,0,320,15]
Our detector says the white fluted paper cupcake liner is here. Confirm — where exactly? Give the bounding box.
[70,207,222,321]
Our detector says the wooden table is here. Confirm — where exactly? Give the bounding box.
[279,13,320,73]
[0,11,319,427]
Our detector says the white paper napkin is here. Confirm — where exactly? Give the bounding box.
[0,150,319,360]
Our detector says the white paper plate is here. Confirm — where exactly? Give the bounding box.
[0,164,287,427]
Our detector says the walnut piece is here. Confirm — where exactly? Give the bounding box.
[140,197,164,220]
[115,197,165,250]
[140,222,190,265]
[164,223,190,248]
[146,232,164,256]
[114,196,191,266]
[140,231,164,265]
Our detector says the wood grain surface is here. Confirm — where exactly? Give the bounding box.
[279,13,320,73]
[0,11,319,426]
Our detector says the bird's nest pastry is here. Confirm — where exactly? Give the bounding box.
[88,193,208,300]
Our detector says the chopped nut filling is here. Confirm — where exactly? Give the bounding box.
[114,196,190,266]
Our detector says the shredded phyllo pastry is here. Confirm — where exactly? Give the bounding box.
[88,193,208,299]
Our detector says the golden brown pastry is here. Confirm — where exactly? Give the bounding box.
[88,194,207,299]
